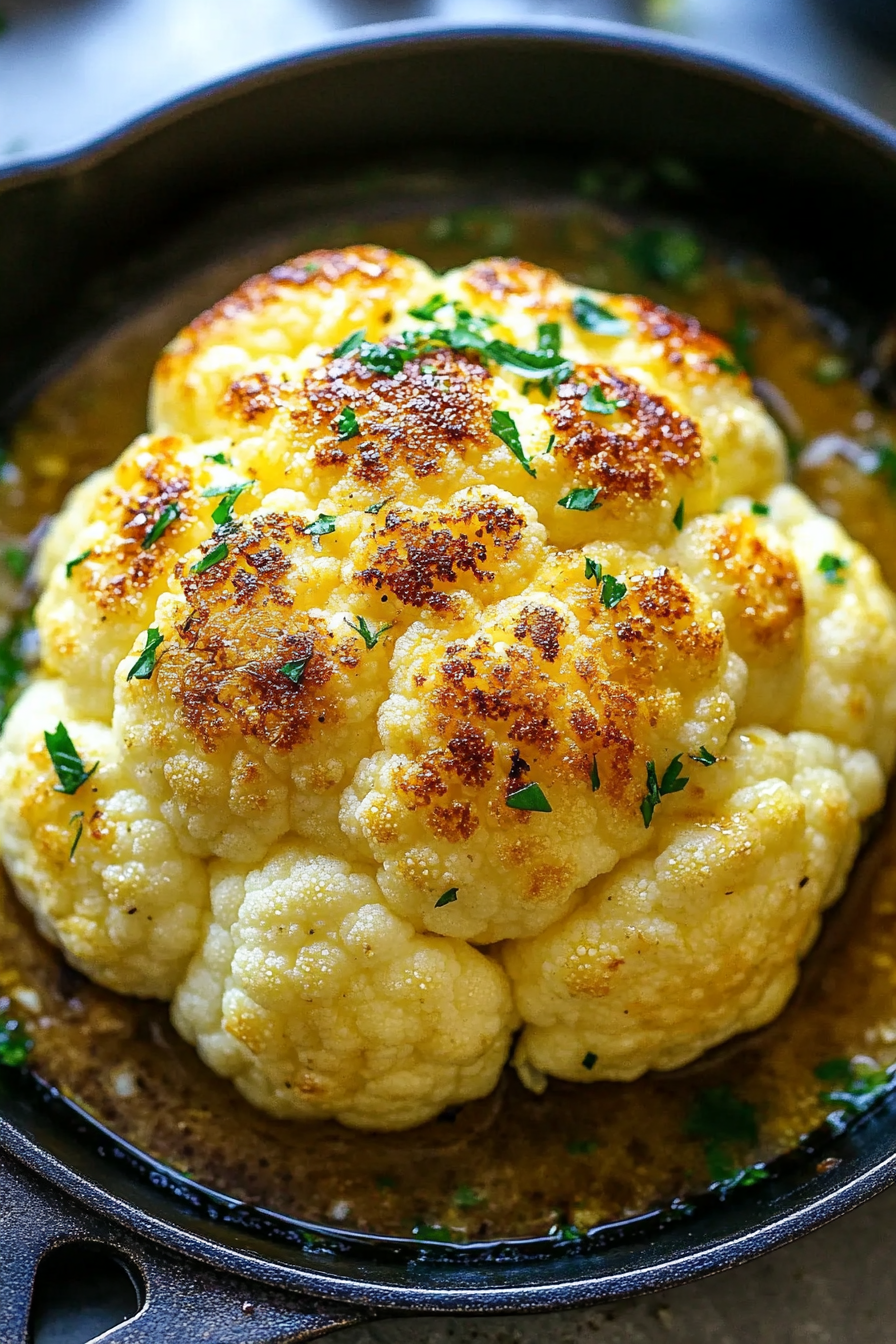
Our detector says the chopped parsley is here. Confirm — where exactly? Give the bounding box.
[3,546,29,581]
[204,452,230,465]
[506,781,552,813]
[65,549,92,578]
[359,341,416,377]
[599,573,627,609]
[672,498,685,531]
[623,227,705,286]
[584,557,602,584]
[141,502,180,550]
[333,330,365,358]
[486,339,572,385]
[571,294,629,337]
[689,746,717,766]
[712,354,743,375]
[412,1223,454,1243]
[190,542,229,574]
[364,498,393,515]
[582,1052,598,1070]
[336,406,360,440]
[454,1184,485,1209]
[813,354,849,386]
[69,811,84,860]
[558,487,601,511]
[280,656,312,685]
[640,754,689,827]
[583,384,623,414]
[409,293,450,321]
[815,1056,893,1116]
[818,552,848,585]
[537,321,562,356]
[685,1085,759,1185]
[435,888,458,908]
[490,409,535,477]
[590,755,601,791]
[202,480,255,526]
[345,616,393,650]
[0,1018,33,1069]
[303,513,337,539]
[750,501,770,516]
[127,626,164,681]
[44,722,98,795]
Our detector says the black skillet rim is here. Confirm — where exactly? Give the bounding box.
[3,16,896,1313]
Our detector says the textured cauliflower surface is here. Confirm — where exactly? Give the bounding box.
[2,244,895,1130]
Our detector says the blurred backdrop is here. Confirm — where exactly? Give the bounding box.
[2,0,896,170]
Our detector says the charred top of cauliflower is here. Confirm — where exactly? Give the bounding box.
[2,244,894,1131]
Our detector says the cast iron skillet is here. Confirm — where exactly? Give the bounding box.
[3,19,896,1343]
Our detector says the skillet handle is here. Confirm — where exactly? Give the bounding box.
[0,1148,364,1344]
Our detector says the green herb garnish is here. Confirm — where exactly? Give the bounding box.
[0,1019,33,1069]
[640,754,689,827]
[435,888,458,908]
[818,552,848,585]
[412,1223,454,1243]
[712,354,743,375]
[571,294,629,337]
[599,574,627,609]
[333,330,365,358]
[44,722,98,795]
[190,542,229,574]
[69,811,84,860]
[3,547,29,581]
[490,409,535,477]
[584,557,602,584]
[65,549,92,578]
[409,293,450,321]
[204,452,230,465]
[486,339,572,385]
[672,498,685,531]
[142,502,180,550]
[127,626,164,681]
[623,227,705,286]
[813,354,849,386]
[583,384,623,415]
[364,498,393,515]
[558,487,601,512]
[750,501,770,516]
[336,406,360,440]
[815,1057,892,1115]
[202,480,255,526]
[685,1085,759,1185]
[582,1052,598,1070]
[689,746,717,766]
[345,616,393,650]
[303,513,337,539]
[590,755,601,791]
[537,322,562,356]
[506,781,552,813]
[359,341,415,377]
[454,1185,485,1209]
[280,656,312,685]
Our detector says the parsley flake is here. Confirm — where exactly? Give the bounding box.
[583,384,623,415]
[599,573,627,609]
[142,502,180,550]
[685,1085,758,1181]
[190,542,229,574]
[750,501,770,516]
[45,722,98,795]
[303,514,337,539]
[412,1223,453,1243]
[584,557,602,584]
[333,330,365,358]
[558,487,602,512]
[712,354,742,375]
[623,227,704,286]
[358,340,415,377]
[336,406,360,440]
[672,498,685,531]
[280,656,312,685]
[815,1056,892,1116]
[65,549,92,578]
[689,746,717,766]
[486,339,572,385]
[818,552,848,584]
[571,294,629,336]
[364,497,393,515]
[582,1052,598,1070]
[640,754,689,827]
[204,452,230,465]
[69,811,84,860]
[491,409,536,477]
[537,321,562,356]
[409,293,450,321]
[590,755,601,791]
[3,546,29,582]
[202,480,255,526]
[0,1019,33,1069]
[454,1184,485,1209]
[127,626,164,681]
[435,888,458,908]
[506,781,552,813]
[345,616,393,650]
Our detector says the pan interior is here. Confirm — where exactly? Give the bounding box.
[2,154,896,1270]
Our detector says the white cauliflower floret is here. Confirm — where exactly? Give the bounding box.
[0,679,207,997]
[1,245,894,1130]
[504,728,884,1087]
[172,843,516,1129]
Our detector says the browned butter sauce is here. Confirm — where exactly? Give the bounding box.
[3,195,896,1242]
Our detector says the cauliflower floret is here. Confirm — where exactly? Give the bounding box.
[172,843,516,1129]
[504,728,884,1087]
[341,550,745,942]
[1,246,894,1131]
[0,679,207,997]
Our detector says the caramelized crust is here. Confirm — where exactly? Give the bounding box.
[459,256,570,310]
[617,295,741,377]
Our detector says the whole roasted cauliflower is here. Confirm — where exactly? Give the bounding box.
[2,245,895,1130]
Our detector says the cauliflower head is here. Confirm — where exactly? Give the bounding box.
[1,244,894,1130]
